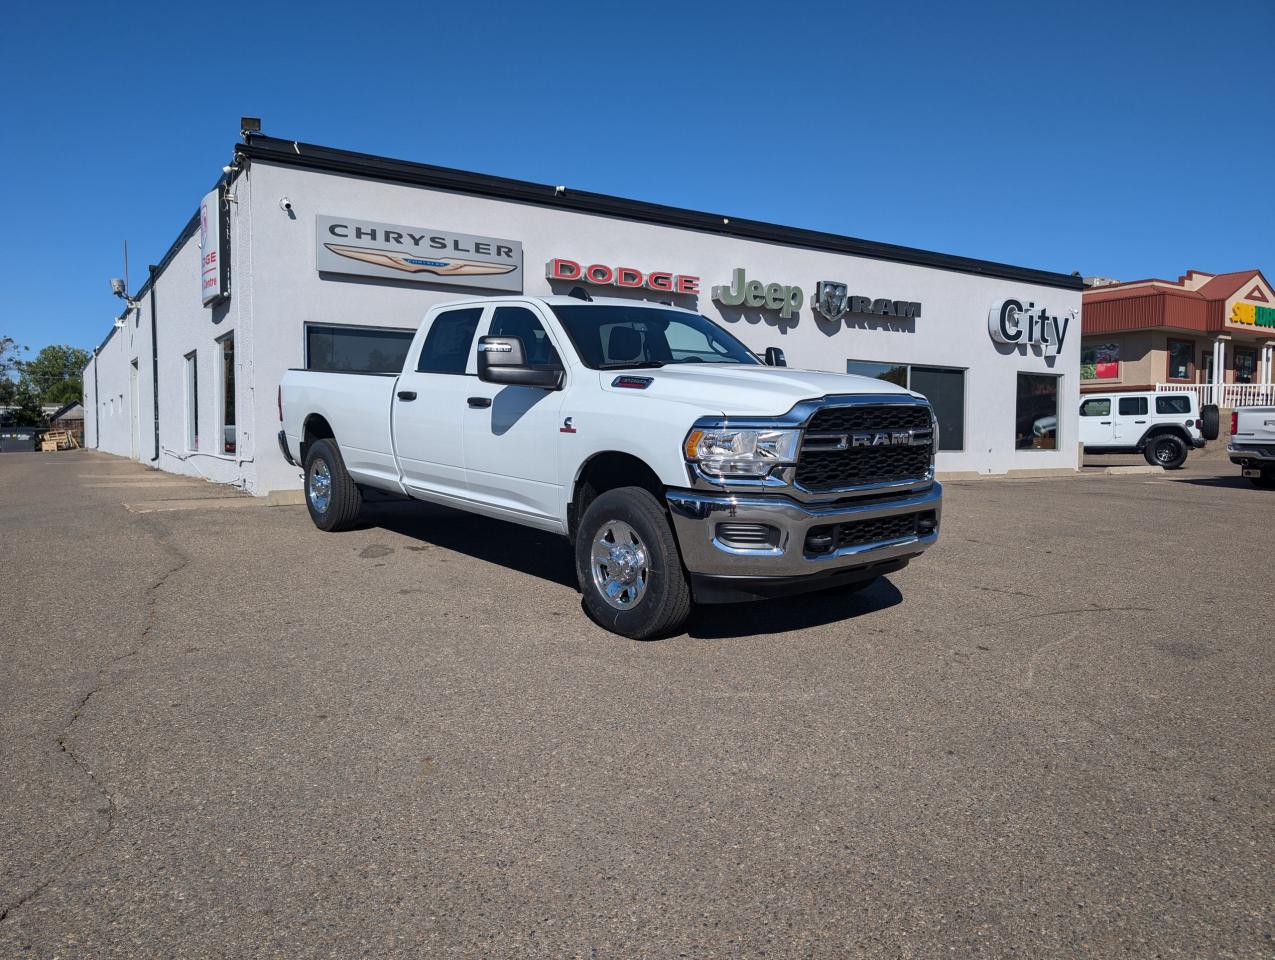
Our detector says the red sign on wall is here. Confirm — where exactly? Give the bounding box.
[547,258,700,295]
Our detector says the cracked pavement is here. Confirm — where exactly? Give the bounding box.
[1,451,1271,958]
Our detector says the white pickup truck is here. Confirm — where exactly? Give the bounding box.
[279,294,941,638]
[1228,406,1275,488]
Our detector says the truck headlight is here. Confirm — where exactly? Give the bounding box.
[683,428,801,478]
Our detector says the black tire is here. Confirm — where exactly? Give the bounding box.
[1250,469,1275,490]
[575,487,692,640]
[1201,404,1220,441]
[1144,434,1188,469]
[303,438,362,531]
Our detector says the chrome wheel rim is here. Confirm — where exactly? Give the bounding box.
[590,520,650,610]
[309,459,332,513]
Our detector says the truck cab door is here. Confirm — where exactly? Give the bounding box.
[392,305,487,501]
[1113,395,1148,443]
[461,304,568,526]
[1078,397,1114,446]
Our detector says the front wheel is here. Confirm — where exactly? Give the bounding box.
[304,438,363,531]
[575,487,692,640]
[1144,434,1188,469]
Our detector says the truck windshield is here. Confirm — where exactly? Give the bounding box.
[550,304,761,370]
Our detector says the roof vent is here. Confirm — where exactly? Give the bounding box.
[567,286,593,302]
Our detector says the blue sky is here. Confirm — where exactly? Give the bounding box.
[1,0,1271,357]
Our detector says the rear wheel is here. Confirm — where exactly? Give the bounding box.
[1144,434,1188,469]
[304,438,363,531]
[575,487,692,640]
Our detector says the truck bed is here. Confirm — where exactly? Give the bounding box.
[280,369,402,489]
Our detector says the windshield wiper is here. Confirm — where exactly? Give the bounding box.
[597,361,665,370]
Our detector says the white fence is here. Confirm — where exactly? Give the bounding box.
[1156,383,1275,407]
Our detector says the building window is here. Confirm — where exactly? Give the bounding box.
[305,324,415,373]
[1081,341,1120,380]
[218,335,235,455]
[1080,398,1110,417]
[1235,348,1257,384]
[846,360,965,451]
[184,351,199,451]
[1167,339,1194,381]
[1118,396,1147,416]
[417,308,483,374]
[1015,374,1060,450]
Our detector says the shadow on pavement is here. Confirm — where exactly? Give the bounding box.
[362,498,578,590]
[1164,473,1254,490]
[686,576,904,640]
[359,494,906,639]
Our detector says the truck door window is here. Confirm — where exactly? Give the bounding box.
[1080,399,1110,416]
[417,308,483,374]
[1118,397,1147,416]
[489,307,561,366]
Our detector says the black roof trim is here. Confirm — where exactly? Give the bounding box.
[240,134,1083,291]
[134,210,201,300]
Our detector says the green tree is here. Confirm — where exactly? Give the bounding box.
[0,335,27,405]
[19,344,91,405]
[2,379,45,426]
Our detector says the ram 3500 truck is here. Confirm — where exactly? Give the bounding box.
[279,295,942,639]
[1228,406,1275,488]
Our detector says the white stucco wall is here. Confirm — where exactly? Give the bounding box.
[86,154,1081,493]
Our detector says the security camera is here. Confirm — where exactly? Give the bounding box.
[279,197,293,213]
[223,164,239,175]
[110,278,126,297]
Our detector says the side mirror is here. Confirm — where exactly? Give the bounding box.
[764,347,787,367]
[477,335,564,389]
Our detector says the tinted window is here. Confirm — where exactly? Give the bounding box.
[550,305,759,370]
[1156,395,1191,415]
[1118,396,1147,416]
[1080,398,1111,416]
[845,360,908,387]
[1016,374,1059,450]
[1167,340,1193,380]
[417,308,483,374]
[909,366,965,452]
[306,325,414,373]
[490,307,561,366]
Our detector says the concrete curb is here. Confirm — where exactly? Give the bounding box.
[265,489,306,507]
[1102,465,1163,476]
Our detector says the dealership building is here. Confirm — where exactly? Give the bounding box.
[84,127,1084,495]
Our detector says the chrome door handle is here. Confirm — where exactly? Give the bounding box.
[397,390,417,401]
[467,397,492,408]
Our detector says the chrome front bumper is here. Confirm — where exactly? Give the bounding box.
[665,482,942,581]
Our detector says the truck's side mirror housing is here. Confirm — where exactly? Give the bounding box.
[477,336,564,390]
[764,347,787,367]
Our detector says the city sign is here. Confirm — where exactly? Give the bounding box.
[988,299,1073,357]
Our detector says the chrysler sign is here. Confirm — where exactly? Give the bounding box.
[316,216,523,292]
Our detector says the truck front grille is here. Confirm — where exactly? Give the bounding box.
[795,403,933,491]
[805,510,937,556]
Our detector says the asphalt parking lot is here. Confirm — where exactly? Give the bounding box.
[1,451,1271,958]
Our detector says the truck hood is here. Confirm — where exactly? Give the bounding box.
[597,364,917,417]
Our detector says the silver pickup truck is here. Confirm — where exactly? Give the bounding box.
[1228,406,1275,489]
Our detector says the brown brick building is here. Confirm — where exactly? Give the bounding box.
[1080,269,1275,407]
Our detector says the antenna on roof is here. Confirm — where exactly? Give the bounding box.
[567,286,593,302]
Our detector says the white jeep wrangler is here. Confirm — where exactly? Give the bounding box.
[1078,391,1218,468]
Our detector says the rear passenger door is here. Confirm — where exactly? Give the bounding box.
[392,306,486,500]
[1114,395,1149,442]
[1078,397,1114,446]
